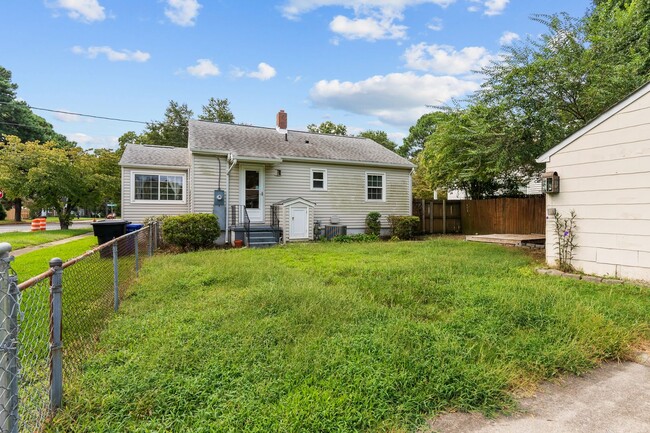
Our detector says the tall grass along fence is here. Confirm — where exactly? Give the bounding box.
[0,222,161,433]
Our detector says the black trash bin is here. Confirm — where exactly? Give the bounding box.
[91,220,130,258]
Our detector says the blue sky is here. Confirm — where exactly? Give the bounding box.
[2,0,592,150]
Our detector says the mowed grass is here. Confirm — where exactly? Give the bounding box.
[51,239,650,432]
[0,229,91,250]
[12,236,98,280]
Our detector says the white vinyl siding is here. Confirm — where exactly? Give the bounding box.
[121,167,190,223]
[545,89,650,280]
[265,162,409,231]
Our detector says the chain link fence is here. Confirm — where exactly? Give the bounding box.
[0,222,160,433]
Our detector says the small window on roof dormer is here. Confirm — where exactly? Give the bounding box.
[311,169,327,191]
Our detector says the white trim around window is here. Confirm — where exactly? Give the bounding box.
[365,171,386,202]
[131,171,187,204]
[310,168,328,191]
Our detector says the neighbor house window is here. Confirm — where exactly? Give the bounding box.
[134,173,184,202]
[366,172,385,201]
[311,169,328,191]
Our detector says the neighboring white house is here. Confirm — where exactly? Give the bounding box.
[536,82,650,281]
[119,111,414,245]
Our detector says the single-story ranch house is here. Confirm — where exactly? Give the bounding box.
[119,111,414,246]
[537,82,650,281]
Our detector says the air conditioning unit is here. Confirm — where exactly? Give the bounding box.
[324,225,347,240]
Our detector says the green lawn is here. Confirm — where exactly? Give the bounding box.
[50,239,649,432]
[11,236,98,280]
[0,229,92,251]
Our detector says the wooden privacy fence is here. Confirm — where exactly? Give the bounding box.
[413,199,462,234]
[413,196,546,235]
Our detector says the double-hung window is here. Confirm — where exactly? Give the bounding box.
[366,172,385,201]
[133,173,185,202]
[311,169,327,191]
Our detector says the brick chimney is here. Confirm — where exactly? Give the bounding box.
[276,110,287,130]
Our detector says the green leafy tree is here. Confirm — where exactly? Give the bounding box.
[307,121,347,135]
[199,97,235,123]
[358,130,397,152]
[399,112,450,157]
[0,66,73,146]
[139,100,193,148]
[418,4,650,199]
[0,136,120,228]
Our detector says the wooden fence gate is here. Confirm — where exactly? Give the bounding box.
[413,196,546,235]
[412,199,462,234]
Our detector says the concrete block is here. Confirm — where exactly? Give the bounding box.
[581,275,603,283]
[536,268,551,275]
[561,272,581,280]
[602,278,624,285]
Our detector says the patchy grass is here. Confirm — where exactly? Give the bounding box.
[50,239,650,432]
[0,229,91,250]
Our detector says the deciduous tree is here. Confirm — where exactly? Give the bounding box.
[307,121,347,135]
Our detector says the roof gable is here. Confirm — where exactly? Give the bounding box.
[537,81,650,163]
[188,120,414,168]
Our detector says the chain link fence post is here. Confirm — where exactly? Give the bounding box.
[134,234,139,278]
[0,243,19,433]
[113,242,119,312]
[49,258,63,412]
[148,224,153,257]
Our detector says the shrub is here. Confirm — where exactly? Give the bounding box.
[143,215,170,226]
[387,215,420,240]
[0,204,6,221]
[365,211,381,235]
[161,213,221,251]
[331,233,379,243]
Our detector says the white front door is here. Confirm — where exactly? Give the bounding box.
[290,207,309,239]
[239,165,265,223]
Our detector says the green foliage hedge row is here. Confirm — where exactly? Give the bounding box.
[161,213,221,251]
[331,233,379,243]
[387,215,420,240]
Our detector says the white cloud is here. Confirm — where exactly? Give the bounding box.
[249,63,277,80]
[281,1,454,40]
[427,17,443,31]
[66,133,118,149]
[186,59,220,78]
[233,63,277,80]
[52,110,92,123]
[309,72,480,125]
[467,0,509,16]
[72,46,151,62]
[403,43,496,75]
[165,0,201,26]
[484,0,509,16]
[51,0,106,22]
[499,31,520,45]
[280,0,455,20]
[330,15,406,40]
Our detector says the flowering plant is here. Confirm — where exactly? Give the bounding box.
[554,210,578,272]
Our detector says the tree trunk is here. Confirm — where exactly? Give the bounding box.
[59,216,69,230]
[13,198,22,222]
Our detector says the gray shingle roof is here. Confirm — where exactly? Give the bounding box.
[188,120,414,168]
[119,144,190,168]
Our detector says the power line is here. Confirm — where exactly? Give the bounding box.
[0,101,148,124]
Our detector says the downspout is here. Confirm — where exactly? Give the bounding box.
[226,153,238,244]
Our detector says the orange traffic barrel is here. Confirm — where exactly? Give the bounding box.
[40,218,47,231]
[31,219,40,231]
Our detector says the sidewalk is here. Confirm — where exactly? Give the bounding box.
[425,354,650,433]
[12,233,94,257]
